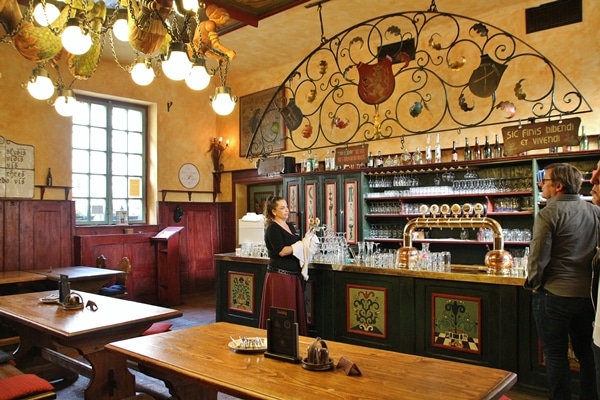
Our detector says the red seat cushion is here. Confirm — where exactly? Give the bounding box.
[141,322,173,336]
[0,374,54,400]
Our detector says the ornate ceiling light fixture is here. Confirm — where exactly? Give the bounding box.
[2,0,236,116]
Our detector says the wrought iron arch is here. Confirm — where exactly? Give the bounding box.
[245,9,592,160]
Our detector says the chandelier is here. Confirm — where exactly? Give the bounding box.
[3,0,238,116]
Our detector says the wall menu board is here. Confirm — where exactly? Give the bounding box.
[0,136,35,198]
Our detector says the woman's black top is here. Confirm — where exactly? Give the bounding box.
[264,221,300,272]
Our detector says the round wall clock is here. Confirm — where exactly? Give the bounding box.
[179,163,200,189]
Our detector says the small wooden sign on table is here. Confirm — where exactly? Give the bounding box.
[264,307,301,363]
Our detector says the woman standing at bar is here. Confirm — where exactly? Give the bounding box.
[259,196,308,335]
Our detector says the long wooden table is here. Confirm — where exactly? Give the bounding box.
[106,321,517,400]
[28,266,125,293]
[0,290,182,399]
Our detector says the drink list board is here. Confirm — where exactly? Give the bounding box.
[0,136,35,198]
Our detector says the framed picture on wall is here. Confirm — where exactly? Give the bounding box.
[248,184,279,215]
[239,87,286,157]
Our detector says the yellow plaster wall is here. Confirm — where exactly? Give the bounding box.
[0,0,598,222]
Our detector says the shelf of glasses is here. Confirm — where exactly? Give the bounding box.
[364,211,533,219]
[363,238,531,246]
[364,190,533,201]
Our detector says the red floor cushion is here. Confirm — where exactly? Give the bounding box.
[141,322,173,336]
[0,374,54,400]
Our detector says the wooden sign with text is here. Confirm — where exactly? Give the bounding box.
[0,136,35,198]
[335,145,369,166]
[501,117,581,156]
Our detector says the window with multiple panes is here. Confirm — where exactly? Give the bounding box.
[71,96,147,224]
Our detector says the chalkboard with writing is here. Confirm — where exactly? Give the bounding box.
[0,136,35,198]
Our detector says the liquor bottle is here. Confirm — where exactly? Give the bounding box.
[473,137,481,160]
[330,151,336,170]
[579,126,589,151]
[451,141,458,162]
[367,152,374,168]
[46,168,53,186]
[483,135,492,159]
[434,133,442,163]
[412,147,423,165]
[425,134,432,164]
[324,150,331,171]
[376,151,384,168]
[463,137,471,161]
[493,134,502,158]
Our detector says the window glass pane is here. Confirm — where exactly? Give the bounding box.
[112,176,127,198]
[90,198,106,221]
[72,150,89,173]
[112,107,127,130]
[90,151,106,174]
[72,174,89,197]
[112,153,127,175]
[112,130,128,153]
[90,104,107,127]
[128,199,143,222]
[72,97,146,225]
[72,126,90,149]
[128,154,143,176]
[128,132,143,154]
[128,109,143,132]
[90,128,107,151]
[73,102,89,125]
[90,175,106,197]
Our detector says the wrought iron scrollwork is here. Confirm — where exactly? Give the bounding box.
[245,10,591,160]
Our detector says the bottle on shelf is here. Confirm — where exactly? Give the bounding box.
[483,136,492,159]
[330,150,336,170]
[324,150,331,171]
[376,151,384,168]
[425,134,432,164]
[46,168,53,186]
[473,137,481,160]
[579,126,589,150]
[451,141,458,162]
[305,152,314,172]
[367,152,374,168]
[434,133,442,163]
[412,147,423,165]
[493,134,503,158]
[301,152,307,173]
[463,137,472,161]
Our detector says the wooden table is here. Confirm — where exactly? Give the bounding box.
[0,290,182,399]
[28,266,125,293]
[106,322,517,400]
[0,270,48,295]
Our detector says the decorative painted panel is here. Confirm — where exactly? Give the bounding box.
[228,271,254,314]
[432,293,481,354]
[344,180,358,244]
[324,180,337,232]
[346,284,387,338]
[304,181,317,233]
[287,182,299,228]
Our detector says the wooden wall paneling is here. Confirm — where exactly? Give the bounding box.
[74,234,157,303]
[0,202,3,270]
[2,201,20,271]
[217,202,236,254]
[17,200,74,271]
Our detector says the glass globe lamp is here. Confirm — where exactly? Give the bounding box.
[54,88,77,117]
[33,2,60,26]
[131,59,155,86]
[62,18,92,55]
[210,86,237,116]
[161,42,192,81]
[185,58,211,91]
[26,68,55,100]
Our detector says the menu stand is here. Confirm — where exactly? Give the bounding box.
[264,307,302,363]
[151,226,184,306]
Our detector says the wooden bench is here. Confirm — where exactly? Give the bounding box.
[0,360,56,400]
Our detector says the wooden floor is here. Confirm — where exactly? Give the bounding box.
[51,291,546,400]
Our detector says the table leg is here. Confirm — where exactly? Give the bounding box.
[84,350,136,400]
[138,365,218,400]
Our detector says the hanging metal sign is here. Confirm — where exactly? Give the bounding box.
[501,117,581,156]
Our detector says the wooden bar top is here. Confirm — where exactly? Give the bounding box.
[214,253,526,286]
[106,322,517,400]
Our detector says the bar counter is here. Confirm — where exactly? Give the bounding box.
[215,253,561,395]
[214,253,525,286]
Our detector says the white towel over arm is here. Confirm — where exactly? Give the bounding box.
[291,232,320,280]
